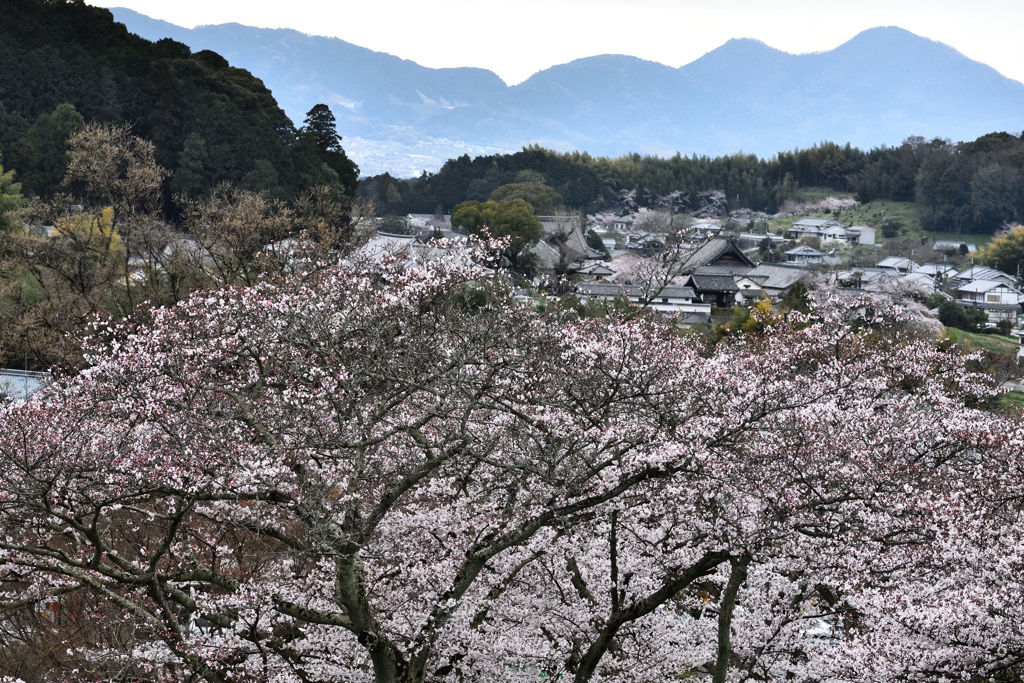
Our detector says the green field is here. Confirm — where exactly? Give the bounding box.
[767,199,995,256]
[998,390,1024,412]
[945,328,1019,357]
[790,187,857,202]
[766,200,922,237]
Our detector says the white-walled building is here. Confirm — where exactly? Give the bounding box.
[956,280,1021,322]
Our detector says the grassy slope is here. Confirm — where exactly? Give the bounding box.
[999,390,1024,411]
[945,328,1019,356]
[768,199,993,254]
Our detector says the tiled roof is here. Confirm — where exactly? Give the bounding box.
[576,283,697,300]
[957,279,1010,293]
[679,238,754,274]
[690,273,739,292]
[955,266,1013,281]
[916,264,957,276]
[692,264,753,276]
[877,257,917,269]
[745,264,806,290]
[786,245,824,256]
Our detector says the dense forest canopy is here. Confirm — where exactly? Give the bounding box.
[361,132,1024,234]
[0,0,358,204]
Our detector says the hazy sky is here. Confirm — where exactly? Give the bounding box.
[94,0,1024,86]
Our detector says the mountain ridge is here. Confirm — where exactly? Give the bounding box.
[111,9,1024,175]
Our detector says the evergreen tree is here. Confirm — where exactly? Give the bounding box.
[301,104,342,154]
[296,104,358,197]
[0,151,24,231]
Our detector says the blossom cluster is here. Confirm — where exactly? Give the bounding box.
[0,246,1021,683]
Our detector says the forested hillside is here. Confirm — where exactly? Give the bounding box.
[0,0,357,202]
[362,133,1024,234]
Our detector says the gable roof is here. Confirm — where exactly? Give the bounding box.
[679,238,754,274]
[691,264,754,276]
[576,283,697,300]
[877,256,918,269]
[840,268,889,283]
[955,265,1014,282]
[916,264,958,276]
[786,245,825,256]
[690,272,739,293]
[745,264,807,290]
[957,279,1013,294]
[821,226,850,236]
[576,262,615,276]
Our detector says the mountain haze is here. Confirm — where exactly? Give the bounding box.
[113,8,1024,175]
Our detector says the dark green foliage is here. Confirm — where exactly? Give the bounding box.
[301,104,342,154]
[938,301,989,332]
[0,0,357,202]
[490,182,563,215]
[881,220,903,238]
[292,105,359,199]
[913,132,1024,234]
[363,132,1024,237]
[0,151,25,231]
[585,229,609,258]
[922,292,948,310]
[6,104,85,195]
[357,172,412,217]
[780,281,810,314]
[451,198,542,275]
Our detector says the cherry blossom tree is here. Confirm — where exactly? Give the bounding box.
[0,245,1021,683]
[695,190,729,218]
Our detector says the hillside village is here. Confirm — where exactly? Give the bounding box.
[357,209,1024,345]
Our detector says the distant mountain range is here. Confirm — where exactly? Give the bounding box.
[113,8,1024,177]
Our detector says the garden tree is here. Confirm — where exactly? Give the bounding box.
[451,198,542,273]
[937,300,988,332]
[585,228,608,258]
[489,181,564,215]
[779,280,810,313]
[64,123,169,310]
[179,184,294,288]
[979,224,1024,275]
[880,218,903,238]
[0,242,1017,683]
[0,200,130,368]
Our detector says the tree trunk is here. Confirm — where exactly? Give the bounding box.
[713,553,751,683]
